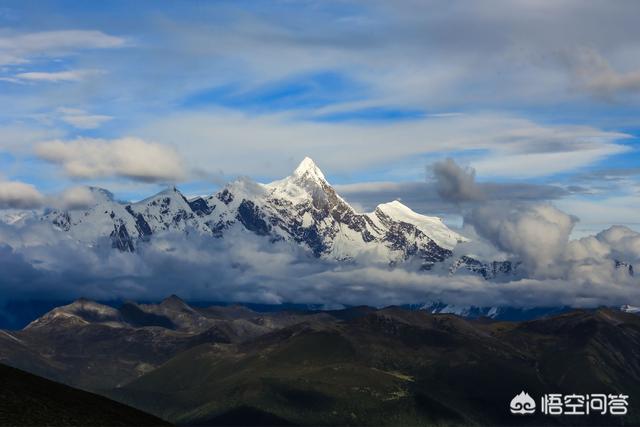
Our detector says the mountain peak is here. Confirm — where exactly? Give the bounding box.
[138,186,185,204]
[160,185,182,195]
[87,187,115,202]
[25,298,120,329]
[159,294,193,312]
[293,157,326,182]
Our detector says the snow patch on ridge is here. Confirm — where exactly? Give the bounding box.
[375,200,467,250]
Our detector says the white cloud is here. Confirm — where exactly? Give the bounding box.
[57,107,112,129]
[140,0,640,110]
[556,195,640,238]
[471,144,631,178]
[35,137,186,183]
[0,124,64,154]
[13,69,104,83]
[0,181,45,209]
[134,110,631,180]
[57,186,98,210]
[596,226,640,264]
[0,30,125,66]
[466,203,577,276]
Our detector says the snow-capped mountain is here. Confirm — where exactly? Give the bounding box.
[417,302,572,321]
[620,304,640,314]
[33,157,476,270]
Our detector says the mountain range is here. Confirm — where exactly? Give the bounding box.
[1,297,639,426]
[5,157,519,278]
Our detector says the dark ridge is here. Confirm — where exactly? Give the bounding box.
[119,302,176,329]
[160,294,194,312]
[320,305,376,321]
[0,363,170,426]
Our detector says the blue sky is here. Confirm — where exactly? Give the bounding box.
[0,0,639,235]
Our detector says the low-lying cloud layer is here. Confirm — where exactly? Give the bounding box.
[0,199,638,309]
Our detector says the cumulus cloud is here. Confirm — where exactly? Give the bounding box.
[35,137,186,183]
[431,158,484,203]
[407,158,640,289]
[459,195,640,292]
[465,203,577,275]
[0,181,45,209]
[596,226,640,264]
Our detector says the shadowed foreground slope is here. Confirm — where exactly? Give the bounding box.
[0,363,169,427]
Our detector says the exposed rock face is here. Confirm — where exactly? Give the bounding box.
[449,255,520,280]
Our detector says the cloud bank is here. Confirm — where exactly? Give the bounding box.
[0,205,637,309]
